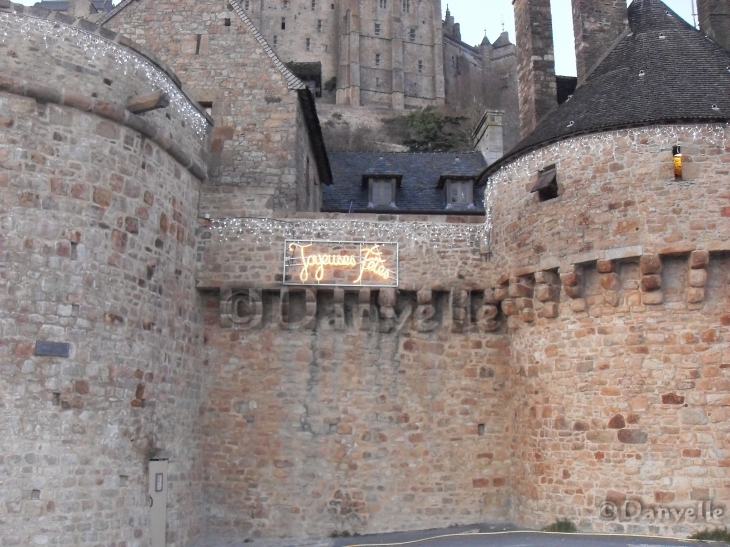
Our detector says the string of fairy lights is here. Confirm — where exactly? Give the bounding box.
[4,12,728,252]
[207,218,489,249]
[483,124,730,238]
[0,11,208,137]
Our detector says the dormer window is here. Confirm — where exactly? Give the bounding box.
[438,175,475,209]
[448,180,471,206]
[531,164,559,202]
[364,175,400,208]
[370,179,395,207]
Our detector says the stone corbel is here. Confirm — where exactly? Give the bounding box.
[476,289,500,332]
[596,259,620,307]
[639,254,663,305]
[509,276,534,323]
[378,289,397,333]
[687,250,709,305]
[450,289,469,333]
[357,289,374,331]
[333,289,346,331]
[560,265,585,313]
[534,270,560,318]
[416,288,438,332]
[280,287,316,330]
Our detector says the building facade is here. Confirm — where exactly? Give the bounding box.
[4,1,730,547]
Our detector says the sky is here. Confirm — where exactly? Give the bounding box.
[446,0,698,76]
[16,0,698,77]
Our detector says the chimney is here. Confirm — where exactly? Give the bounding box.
[571,0,628,83]
[698,0,730,52]
[512,0,557,139]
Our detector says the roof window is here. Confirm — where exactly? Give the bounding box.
[445,179,474,209]
[368,178,397,208]
[531,164,559,202]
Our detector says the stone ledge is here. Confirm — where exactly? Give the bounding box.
[0,76,208,181]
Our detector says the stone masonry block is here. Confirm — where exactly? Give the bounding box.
[596,259,614,274]
[534,284,558,303]
[641,275,662,292]
[687,287,705,304]
[493,286,509,302]
[520,308,535,323]
[642,291,664,305]
[690,250,710,269]
[689,269,708,288]
[561,271,581,287]
[600,273,620,291]
[534,270,559,285]
[538,301,560,319]
[417,288,432,305]
[501,299,518,316]
[508,280,533,299]
[565,285,582,299]
[640,254,662,275]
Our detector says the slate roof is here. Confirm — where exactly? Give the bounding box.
[556,76,577,105]
[324,153,487,214]
[480,0,730,180]
[491,31,512,49]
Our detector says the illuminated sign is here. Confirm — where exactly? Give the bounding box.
[284,240,398,287]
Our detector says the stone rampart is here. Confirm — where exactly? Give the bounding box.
[479,123,730,535]
[0,8,208,547]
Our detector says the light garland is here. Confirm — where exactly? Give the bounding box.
[0,12,208,138]
[483,123,730,239]
[206,217,489,250]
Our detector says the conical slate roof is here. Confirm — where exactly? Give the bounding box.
[482,0,730,178]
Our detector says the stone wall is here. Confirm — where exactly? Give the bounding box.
[336,0,446,109]
[245,0,341,94]
[482,123,730,535]
[196,213,513,539]
[442,37,486,112]
[104,0,306,214]
[513,0,557,139]
[196,214,488,289]
[571,0,628,83]
[698,0,730,53]
[486,125,730,276]
[0,9,207,547]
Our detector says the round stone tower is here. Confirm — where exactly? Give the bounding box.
[480,0,730,535]
[0,4,210,546]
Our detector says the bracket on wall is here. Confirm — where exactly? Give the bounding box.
[126,91,170,114]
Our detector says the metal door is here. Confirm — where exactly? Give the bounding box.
[149,460,168,547]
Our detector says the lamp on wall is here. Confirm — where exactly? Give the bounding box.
[673,145,682,180]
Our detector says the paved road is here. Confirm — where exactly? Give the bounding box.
[332,524,725,547]
[195,523,728,547]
